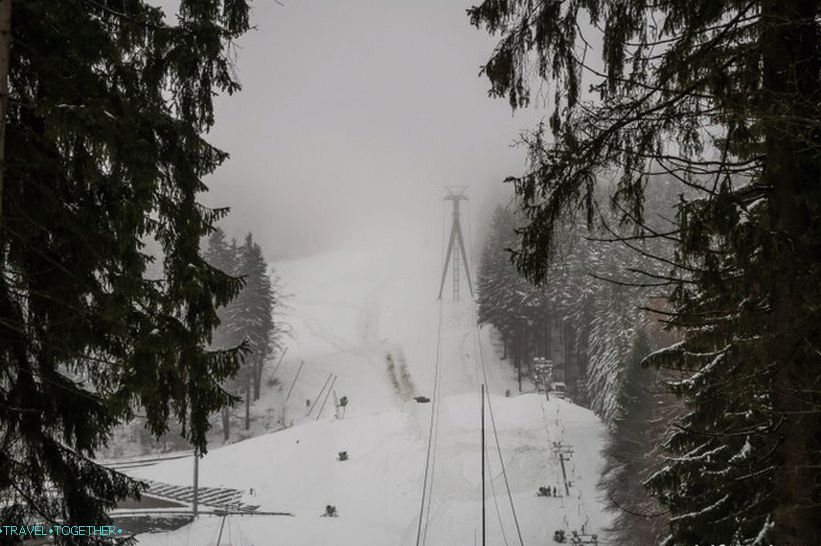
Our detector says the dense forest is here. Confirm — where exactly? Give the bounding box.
[0,0,817,543]
[478,178,676,418]
[477,185,683,543]
[470,0,820,543]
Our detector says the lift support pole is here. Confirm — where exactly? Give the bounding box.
[437,188,473,300]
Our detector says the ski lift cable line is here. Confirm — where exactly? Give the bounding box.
[419,196,452,545]
[463,195,509,546]
[470,307,511,546]
[420,314,445,546]
[541,406,573,536]
[487,449,511,546]
[415,298,445,546]
[420,300,445,546]
[473,311,525,546]
[480,384,525,546]
[475,382,510,546]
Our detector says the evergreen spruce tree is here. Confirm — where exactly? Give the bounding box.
[477,205,539,389]
[0,1,251,541]
[477,206,520,358]
[476,199,666,416]
[205,231,280,437]
[240,236,277,401]
[231,233,278,429]
[600,328,667,544]
[469,0,820,542]
[205,228,243,351]
[204,227,243,442]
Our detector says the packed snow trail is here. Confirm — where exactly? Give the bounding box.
[130,227,613,545]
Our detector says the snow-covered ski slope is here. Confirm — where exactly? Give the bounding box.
[132,221,612,545]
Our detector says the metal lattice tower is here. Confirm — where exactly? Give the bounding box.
[438,187,473,301]
[452,232,460,299]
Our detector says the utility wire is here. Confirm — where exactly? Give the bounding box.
[467,300,511,546]
[420,308,445,546]
[474,317,526,546]
[462,193,508,544]
[419,197,451,545]
[415,299,445,546]
[474,336,511,546]
[486,445,511,546]
[419,195,518,545]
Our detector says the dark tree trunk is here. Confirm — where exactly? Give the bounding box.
[542,316,549,357]
[516,351,521,391]
[222,407,230,442]
[563,322,574,392]
[763,0,820,542]
[253,359,262,400]
[546,317,552,360]
[245,373,251,430]
[513,330,522,392]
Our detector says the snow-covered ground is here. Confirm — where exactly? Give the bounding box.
[128,220,612,545]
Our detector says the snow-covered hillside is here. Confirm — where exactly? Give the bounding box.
[128,223,613,545]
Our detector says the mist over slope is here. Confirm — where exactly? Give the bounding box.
[130,221,612,545]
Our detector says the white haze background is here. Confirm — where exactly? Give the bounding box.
[197,0,550,258]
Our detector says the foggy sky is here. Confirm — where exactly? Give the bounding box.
[199,0,546,259]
